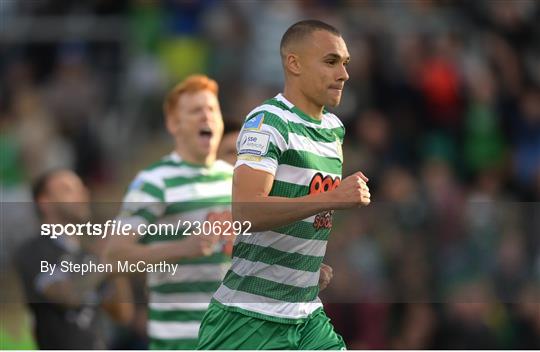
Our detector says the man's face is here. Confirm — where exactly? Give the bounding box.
[298,31,350,107]
[41,171,90,223]
[168,90,224,163]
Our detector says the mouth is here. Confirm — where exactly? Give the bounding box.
[199,127,213,138]
[198,127,214,146]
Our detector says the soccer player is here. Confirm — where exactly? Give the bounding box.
[197,20,371,350]
[105,75,233,349]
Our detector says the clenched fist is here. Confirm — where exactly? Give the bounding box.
[328,171,371,209]
[318,263,334,291]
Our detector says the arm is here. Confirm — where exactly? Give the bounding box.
[232,165,371,232]
[104,229,216,264]
[105,170,218,264]
[100,276,135,324]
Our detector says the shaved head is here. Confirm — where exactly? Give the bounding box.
[280,20,341,59]
[280,20,349,115]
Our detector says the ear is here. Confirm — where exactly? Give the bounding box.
[165,113,178,135]
[36,193,49,216]
[285,53,301,76]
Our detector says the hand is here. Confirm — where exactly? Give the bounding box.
[207,210,233,236]
[318,263,333,291]
[207,211,235,255]
[328,171,371,209]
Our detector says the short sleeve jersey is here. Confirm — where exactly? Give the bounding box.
[212,93,345,323]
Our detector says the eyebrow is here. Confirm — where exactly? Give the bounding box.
[323,53,350,61]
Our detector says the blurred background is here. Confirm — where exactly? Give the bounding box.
[1,0,539,349]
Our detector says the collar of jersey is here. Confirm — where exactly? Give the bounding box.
[275,93,323,125]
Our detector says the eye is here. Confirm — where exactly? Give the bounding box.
[326,60,337,66]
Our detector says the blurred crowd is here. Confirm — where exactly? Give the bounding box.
[1,0,539,349]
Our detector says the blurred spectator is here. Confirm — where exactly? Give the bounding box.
[15,170,134,349]
[43,43,105,184]
[217,119,242,165]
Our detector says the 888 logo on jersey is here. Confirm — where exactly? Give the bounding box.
[309,172,341,194]
[308,173,341,230]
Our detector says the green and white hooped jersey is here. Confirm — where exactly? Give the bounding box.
[212,93,345,324]
[118,152,233,346]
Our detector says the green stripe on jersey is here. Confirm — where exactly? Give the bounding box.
[274,221,331,241]
[141,182,164,200]
[232,242,323,273]
[223,270,319,303]
[150,281,221,294]
[280,149,341,174]
[269,180,308,198]
[164,195,231,215]
[164,172,232,188]
[145,159,182,171]
[149,338,198,350]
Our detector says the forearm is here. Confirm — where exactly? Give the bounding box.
[101,277,135,324]
[233,192,333,232]
[43,273,106,308]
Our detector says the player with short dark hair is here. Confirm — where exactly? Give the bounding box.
[197,20,371,350]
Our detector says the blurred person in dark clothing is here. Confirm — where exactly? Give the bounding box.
[433,280,500,349]
[511,285,540,349]
[15,169,134,349]
[44,44,105,184]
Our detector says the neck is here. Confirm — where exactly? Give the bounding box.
[175,144,214,167]
[283,85,324,120]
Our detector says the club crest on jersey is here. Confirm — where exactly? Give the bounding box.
[332,131,343,162]
[243,112,264,130]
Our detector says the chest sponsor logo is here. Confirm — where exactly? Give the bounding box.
[308,173,341,230]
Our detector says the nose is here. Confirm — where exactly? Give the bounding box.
[338,63,349,82]
[201,107,213,122]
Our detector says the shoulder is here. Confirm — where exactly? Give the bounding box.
[322,111,346,141]
[244,97,294,128]
[131,154,193,188]
[241,98,292,146]
[15,237,55,271]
